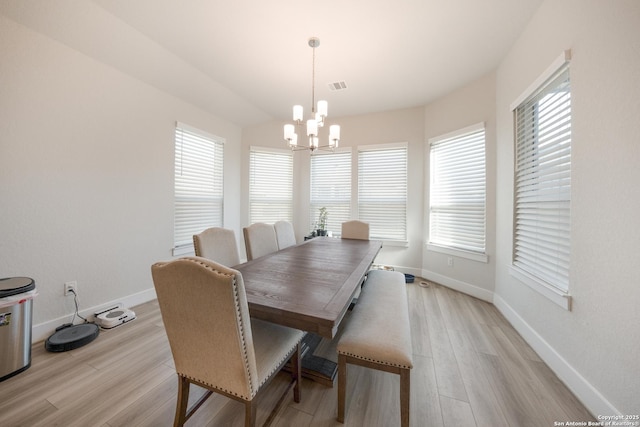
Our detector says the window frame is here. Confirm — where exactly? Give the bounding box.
[173,122,225,256]
[427,122,488,263]
[310,148,352,235]
[248,146,293,225]
[357,142,408,245]
[509,50,572,310]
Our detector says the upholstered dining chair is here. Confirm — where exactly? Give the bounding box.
[193,227,241,267]
[341,220,371,306]
[243,222,279,261]
[274,220,297,250]
[151,257,303,427]
[341,220,370,240]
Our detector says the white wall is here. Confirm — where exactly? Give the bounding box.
[495,0,640,416]
[242,107,425,273]
[422,71,497,301]
[3,1,638,416]
[0,16,242,341]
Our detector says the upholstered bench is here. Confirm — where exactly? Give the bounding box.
[336,269,413,427]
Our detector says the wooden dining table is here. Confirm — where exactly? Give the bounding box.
[235,236,382,385]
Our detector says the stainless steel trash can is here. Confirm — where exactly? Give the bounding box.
[0,277,36,382]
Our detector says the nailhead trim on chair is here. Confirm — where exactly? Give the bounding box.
[232,274,257,398]
[179,374,244,399]
[178,258,300,401]
[177,336,298,400]
[192,235,200,256]
[255,344,298,388]
[183,257,257,400]
[336,351,413,370]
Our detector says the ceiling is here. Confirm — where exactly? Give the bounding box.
[1,0,543,127]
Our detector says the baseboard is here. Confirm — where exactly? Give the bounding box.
[32,287,157,343]
[381,265,422,277]
[420,269,494,302]
[493,294,620,417]
[378,265,493,303]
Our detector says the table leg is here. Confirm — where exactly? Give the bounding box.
[285,333,337,387]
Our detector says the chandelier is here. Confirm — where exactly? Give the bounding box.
[283,37,340,151]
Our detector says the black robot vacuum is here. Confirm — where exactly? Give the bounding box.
[45,323,99,352]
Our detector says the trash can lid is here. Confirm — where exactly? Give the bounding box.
[0,277,35,298]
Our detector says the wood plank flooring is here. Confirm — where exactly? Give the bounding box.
[0,280,595,426]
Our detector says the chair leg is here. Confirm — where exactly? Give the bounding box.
[245,400,257,427]
[174,376,190,427]
[337,354,347,423]
[400,368,410,427]
[292,342,302,403]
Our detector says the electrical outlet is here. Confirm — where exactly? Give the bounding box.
[64,281,77,296]
[447,257,454,267]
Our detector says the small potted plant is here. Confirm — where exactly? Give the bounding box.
[316,207,328,236]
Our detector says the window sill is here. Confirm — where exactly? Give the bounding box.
[381,239,409,248]
[509,265,572,311]
[426,243,488,263]
[172,245,195,257]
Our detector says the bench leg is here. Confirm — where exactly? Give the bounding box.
[337,354,347,423]
[400,367,410,427]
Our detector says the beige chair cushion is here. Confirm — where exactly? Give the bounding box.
[243,223,279,260]
[252,318,304,389]
[151,257,303,400]
[274,220,296,250]
[341,220,370,240]
[193,227,241,267]
[337,270,413,369]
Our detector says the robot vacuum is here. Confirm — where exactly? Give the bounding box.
[45,323,99,352]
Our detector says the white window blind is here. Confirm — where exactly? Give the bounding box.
[358,144,408,241]
[310,150,351,234]
[429,123,486,254]
[173,122,224,253]
[513,66,571,293]
[249,147,293,224]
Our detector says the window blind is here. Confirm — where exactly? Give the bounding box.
[310,151,351,234]
[249,148,293,224]
[358,145,407,241]
[173,123,224,252]
[429,124,486,253]
[514,67,571,293]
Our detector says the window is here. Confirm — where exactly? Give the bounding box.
[249,147,293,224]
[358,144,408,242]
[173,122,224,255]
[310,150,352,234]
[511,52,572,308]
[429,123,486,258]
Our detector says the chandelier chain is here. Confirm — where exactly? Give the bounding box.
[311,43,316,114]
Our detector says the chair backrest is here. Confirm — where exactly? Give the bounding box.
[151,257,259,400]
[274,220,296,250]
[341,220,370,240]
[193,227,241,267]
[243,223,279,261]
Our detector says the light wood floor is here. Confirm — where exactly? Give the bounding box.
[0,280,595,427]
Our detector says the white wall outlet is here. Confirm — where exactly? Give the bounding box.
[447,257,454,267]
[64,281,77,296]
